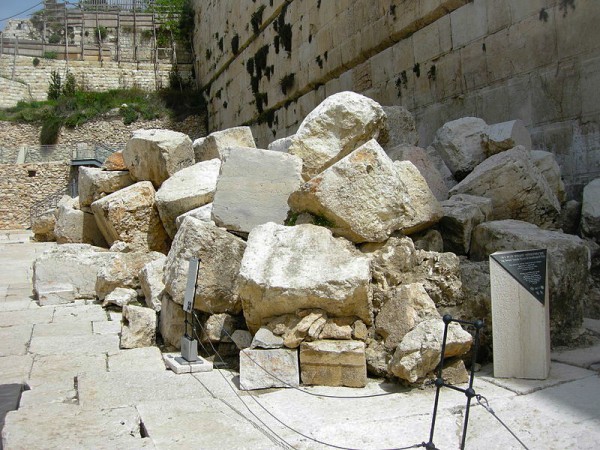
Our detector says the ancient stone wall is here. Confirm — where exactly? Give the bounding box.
[0,56,193,106]
[0,162,72,229]
[193,0,600,198]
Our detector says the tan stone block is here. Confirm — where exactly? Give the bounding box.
[300,340,367,388]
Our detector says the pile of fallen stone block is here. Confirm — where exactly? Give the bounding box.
[30,91,599,389]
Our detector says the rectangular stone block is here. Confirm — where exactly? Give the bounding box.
[37,282,75,306]
[239,348,299,390]
[300,340,367,388]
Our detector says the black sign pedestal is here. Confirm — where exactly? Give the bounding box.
[490,249,551,380]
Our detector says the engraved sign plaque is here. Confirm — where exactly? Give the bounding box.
[490,249,547,305]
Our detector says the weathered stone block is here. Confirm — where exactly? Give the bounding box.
[54,197,106,247]
[194,126,256,162]
[581,178,600,242]
[212,147,302,234]
[484,119,532,155]
[139,256,167,312]
[238,223,372,333]
[288,91,386,180]
[163,217,246,313]
[379,105,418,149]
[175,203,214,230]
[123,129,194,188]
[431,117,488,180]
[78,167,133,207]
[120,305,157,349]
[91,181,170,254]
[531,150,567,204]
[449,146,561,228]
[159,294,185,349]
[155,159,221,238]
[103,287,138,308]
[439,194,493,254]
[300,340,367,388]
[239,348,299,390]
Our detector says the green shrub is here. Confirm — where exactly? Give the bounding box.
[32,57,40,67]
[119,104,139,125]
[63,72,77,97]
[47,71,62,100]
[40,116,63,145]
[48,34,61,44]
[43,51,58,60]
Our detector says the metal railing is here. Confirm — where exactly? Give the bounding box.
[29,185,71,226]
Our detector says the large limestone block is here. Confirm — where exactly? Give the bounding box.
[288,91,386,180]
[238,223,372,333]
[379,105,418,149]
[431,117,488,180]
[439,194,493,254]
[95,251,165,300]
[194,126,256,162]
[139,256,167,311]
[289,140,442,243]
[33,244,112,300]
[200,313,237,343]
[484,119,531,155]
[103,287,138,308]
[387,145,449,201]
[175,203,214,230]
[102,150,127,171]
[449,146,561,228]
[156,159,221,238]
[470,220,590,345]
[164,217,246,313]
[299,340,367,388]
[375,283,440,351]
[159,294,186,349]
[239,348,299,390]
[212,147,303,234]
[120,305,157,349]
[91,181,170,254]
[32,210,56,242]
[54,197,106,247]
[426,145,457,190]
[78,167,134,207]
[531,150,567,204]
[389,319,472,383]
[268,137,292,153]
[123,129,194,188]
[394,160,444,235]
[580,178,600,242]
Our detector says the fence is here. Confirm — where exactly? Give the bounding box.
[0,142,124,164]
[0,0,188,65]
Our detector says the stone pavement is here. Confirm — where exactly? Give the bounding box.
[0,233,599,449]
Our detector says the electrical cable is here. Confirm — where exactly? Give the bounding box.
[475,395,530,450]
[190,310,425,450]
[0,2,44,23]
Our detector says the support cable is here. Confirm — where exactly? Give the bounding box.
[0,3,44,23]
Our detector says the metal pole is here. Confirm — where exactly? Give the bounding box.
[80,4,84,61]
[64,4,69,71]
[42,11,46,56]
[133,0,137,63]
[117,11,121,65]
[12,35,18,80]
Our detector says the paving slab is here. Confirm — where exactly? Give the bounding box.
[51,304,108,323]
[108,347,166,372]
[2,404,155,449]
[0,300,32,312]
[551,343,600,369]
[478,361,597,394]
[93,320,121,335]
[28,333,119,356]
[29,354,107,388]
[0,325,32,357]
[584,317,600,335]
[466,376,600,449]
[32,321,92,338]
[136,398,281,449]
[0,309,53,327]
[77,370,211,409]
[17,381,78,409]
[0,355,33,384]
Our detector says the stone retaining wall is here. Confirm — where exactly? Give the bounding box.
[0,56,193,106]
[193,0,600,198]
[0,162,72,229]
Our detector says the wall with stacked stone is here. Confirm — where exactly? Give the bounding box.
[0,162,72,229]
[193,0,600,197]
[0,55,193,106]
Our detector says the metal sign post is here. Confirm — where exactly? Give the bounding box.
[181,257,199,362]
